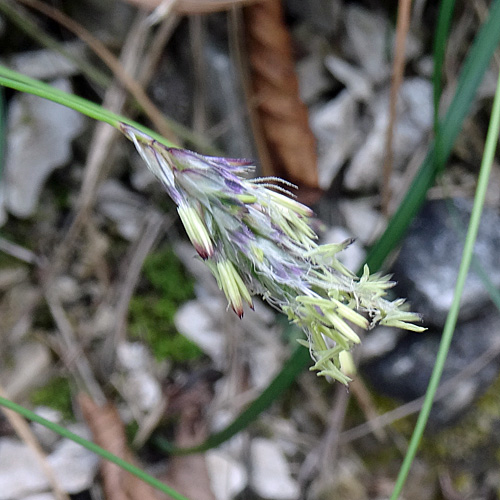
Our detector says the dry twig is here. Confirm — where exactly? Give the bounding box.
[44,289,106,406]
[50,9,166,274]
[14,0,178,143]
[382,0,412,215]
[0,385,71,500]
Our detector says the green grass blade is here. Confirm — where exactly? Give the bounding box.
[0,395,190,500]
[390,62,500,500]
[155,343,311,455]
[445,197,500,311]
[0,85,5,185]
[433,0,456,173]
[433,0,456,132]
[0,64,176,147]
[366,0,500,272]
[0,0,112,89]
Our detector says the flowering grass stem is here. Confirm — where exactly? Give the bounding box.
[120,123,425,384]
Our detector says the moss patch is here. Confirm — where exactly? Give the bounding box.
[129,247,202,362]
[30,376,74,420]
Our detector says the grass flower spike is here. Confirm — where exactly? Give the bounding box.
[121,124,425,384]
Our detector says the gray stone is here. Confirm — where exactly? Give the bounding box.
[97,180,150,241]
[3,79,85,219]
[362,306,500,427]
[8,43,85,80]
[392,198,500,327]
[344,78,432,192]
[250,438,299,500]
[360,197,500,427]
[310,89,362,189]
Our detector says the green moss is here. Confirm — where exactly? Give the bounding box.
[30,376,74,420]
[142,247,194,301]
[422,373,500,464]
[129,247,202,362]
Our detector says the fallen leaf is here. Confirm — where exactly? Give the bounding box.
[244,0,320,203]
[78,394,159,500]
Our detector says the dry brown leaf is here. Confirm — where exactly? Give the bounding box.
[159,371,219,500]
[244,0,320,203]
[78,394,159,500]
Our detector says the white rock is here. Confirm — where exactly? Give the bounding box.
[120,371,162,412]
[297,53,331,104]
[311,90,361,189]
[343,5,421,84]
[97,180,149,241]
[31,407,63,450]
[175,299,227,364]
[9,43,84,80]
[48,432,99,493]
[117,342,152,371]
[206,450,247,500]
[24,493,56,500]
[4,78,85,218]
[250,438,299,500]
[324,55,372,100]
[343,5,389,83]
[339,198,385,246]
[360,326,404,362]
[53,275,80,303]
[344,78,432,192]
[0,429,97,497]
[248,344,282,391]
[0,438,49,499]
[322,226,366,272]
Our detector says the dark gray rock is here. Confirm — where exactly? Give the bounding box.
[392,198,500,327]
[359,198,500,427]
[361,306,500,428]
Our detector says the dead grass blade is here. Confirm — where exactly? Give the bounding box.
[160,371,219,500]
[49,10,163,274]
[0,385,71,500]
[78,394,160,500]
[382,0,413,215]
[244,0,320,203]
[14,0,178,143]
[44,289,106,406]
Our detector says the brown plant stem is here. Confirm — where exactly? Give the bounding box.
[382,0,412,215]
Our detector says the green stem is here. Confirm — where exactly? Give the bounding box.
[433,0,456,173]
[366,0,500,272]
[390,63,500,500]
[0,395,189,500]
[156,343,311,455]
[0,85,5,182]
[0,0,112,89]
[433,0,455,130]
[0,64,175,147]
